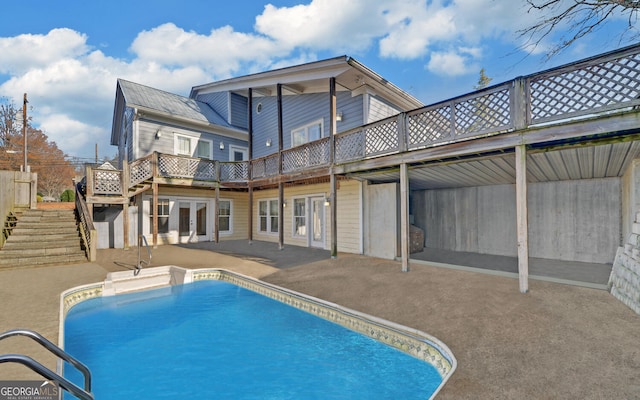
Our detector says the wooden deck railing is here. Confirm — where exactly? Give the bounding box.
[89,43,640,194]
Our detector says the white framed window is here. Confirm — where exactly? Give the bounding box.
[218,199,232,233]
[150,198,170,234]
[291,119,323,147]
[258,199,279,233]
[196,139,212,159]
[176,136,191,156]
[292,198,306,237]
[229,145,248,161]
[175,134,212,159]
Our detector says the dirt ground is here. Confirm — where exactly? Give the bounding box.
[1,244,639,399]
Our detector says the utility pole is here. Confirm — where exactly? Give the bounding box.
[22,93,28,172]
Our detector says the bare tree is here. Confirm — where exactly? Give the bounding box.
[0,98,75,199]
[521,0,640,59]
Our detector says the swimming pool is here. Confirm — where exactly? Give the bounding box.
[60,267,456,399]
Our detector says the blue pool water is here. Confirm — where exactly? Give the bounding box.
[64,280,442,399]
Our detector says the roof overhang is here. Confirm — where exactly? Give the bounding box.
[190,56,423,111]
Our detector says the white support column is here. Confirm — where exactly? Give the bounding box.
[400,163,410,272]
[515,144,529,293]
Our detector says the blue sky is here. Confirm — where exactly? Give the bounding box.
[0,0,636,160]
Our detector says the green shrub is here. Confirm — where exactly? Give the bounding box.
[60,189,75,202]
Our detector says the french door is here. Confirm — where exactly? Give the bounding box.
[310,197,325,248]
[179,200,209,243]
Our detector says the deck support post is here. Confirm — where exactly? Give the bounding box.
[248,187,253,244]
[248,88,253,245]
[277,84,285,251]
[515,144,529,293]
[400,162,410,272]
[278,182,284,250]
[214,185,220,243]
[122,159,129,250]
[123,202,129,250]
[329,77,338,259]
[152,182,158,248]
[330,173,337,258]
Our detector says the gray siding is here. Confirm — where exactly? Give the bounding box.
[412,178,621,264]
[230,93,248,129]
[251,91,364,158]
[368,95,401,123]
[196,92,229,123]
[135,119,247,162]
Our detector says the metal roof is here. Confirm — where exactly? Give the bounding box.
[117,79,232,128]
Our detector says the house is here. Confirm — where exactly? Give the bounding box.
[101,56,422,258]
[85,45,640,302]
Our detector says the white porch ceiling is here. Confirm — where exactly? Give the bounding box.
[350,141,640,190]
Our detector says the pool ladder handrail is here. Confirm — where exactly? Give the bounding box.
[0,329,93,400]
[135,234,152,276]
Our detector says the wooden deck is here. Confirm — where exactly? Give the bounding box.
[88,43,640,198]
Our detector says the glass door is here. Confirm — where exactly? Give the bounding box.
[179,200,209,243]
[310,197,325,248]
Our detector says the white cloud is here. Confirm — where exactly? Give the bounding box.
[0,29,89,74]
[38,113,106,156]
[427,50,478,76]
[130,23,281,79]
[255,0,388,55]
[0,0,585,159]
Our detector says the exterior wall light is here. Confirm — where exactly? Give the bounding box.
[266,138,272,147]
[336,111,343,122]
[219,142,225,150]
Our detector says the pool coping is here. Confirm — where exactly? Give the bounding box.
[59,266,457,399]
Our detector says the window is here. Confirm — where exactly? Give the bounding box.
[293,198,306,237]
[291,119,323,147]
[175,135,212,159]
[196,140,211,159]
[258,199,279,233]
[177,136,190,156]
[150,198,170,234]
[219,200,231,232]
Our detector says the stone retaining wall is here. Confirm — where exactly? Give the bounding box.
[609,212,640,315]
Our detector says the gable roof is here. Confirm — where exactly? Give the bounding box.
[118,79,231,126]
[111,79,244,145]
[190,56,424,112]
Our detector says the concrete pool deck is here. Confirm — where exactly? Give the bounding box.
[1,241,638,399]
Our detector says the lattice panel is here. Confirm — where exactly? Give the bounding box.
[530,52,640,122]
[252,154,279,179]
[129,158,152,186]
[408,105,452,146]
[365,119,398,155]
[251,159,266,178]
[220,162,248,181]
[283,139,329,173]
[453,88,511,136]
[93,169,122,194]
[335,130,364,163]
[158,155,216,181]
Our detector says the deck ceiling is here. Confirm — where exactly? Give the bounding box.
[350,141,640,190]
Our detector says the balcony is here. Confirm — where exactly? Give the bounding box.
[88,43,640,198]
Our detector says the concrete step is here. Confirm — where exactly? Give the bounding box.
[0,207,86,269]
[0,246,84,257]
[9,232,80,241]
[2,239,82,250]
[0,253,87,269]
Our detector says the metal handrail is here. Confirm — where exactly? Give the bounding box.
[135,234,152,276]
[0,355,93,400]
[0,329,93,399]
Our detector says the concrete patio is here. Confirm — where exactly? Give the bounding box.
[0,241,638,399]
